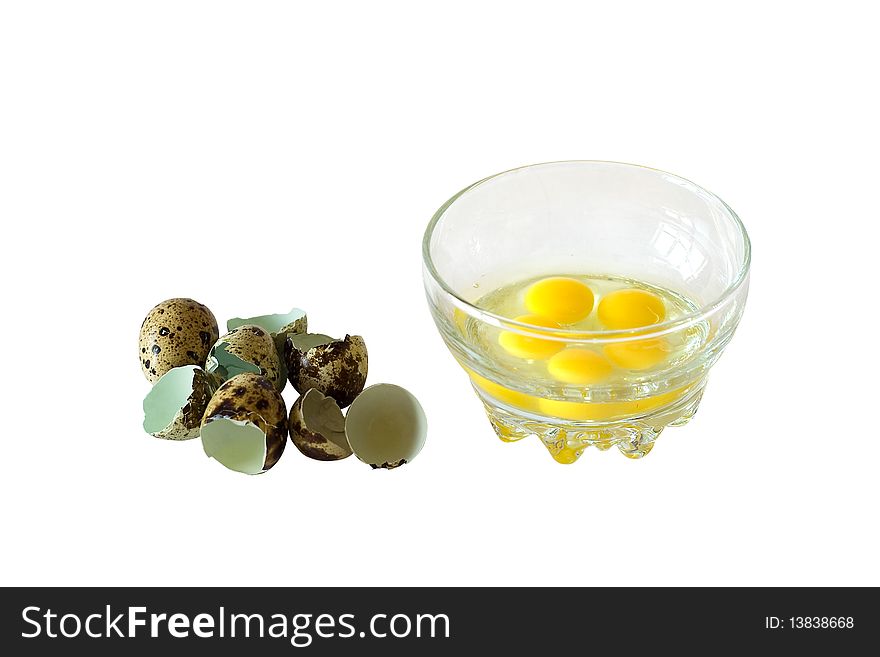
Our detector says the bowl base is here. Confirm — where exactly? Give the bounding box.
[477,381,706,464]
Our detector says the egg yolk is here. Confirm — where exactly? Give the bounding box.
[538,384,692,421]
[498,314,564,360]
[604,338,670,370]
[597,288,666,330]
[463,368,542,413]
[524,277,595,324]
[547,348,613,384]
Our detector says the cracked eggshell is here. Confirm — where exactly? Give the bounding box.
[200,372,288,474]
[227,308,307,388]
[345,383,427,469]
[139,298,219,384]
[227,308,307,350]
[284,333,368,408]
[142,365,218,440]
[205,325,283,390]
[289,389,352,461]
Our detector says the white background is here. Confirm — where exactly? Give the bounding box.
[1,1,877,587]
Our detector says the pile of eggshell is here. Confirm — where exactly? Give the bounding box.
[139,298,427,474]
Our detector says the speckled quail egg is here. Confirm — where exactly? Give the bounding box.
[227,308,307,388]
[200,372,288,475]
[284,333,368,408]
[139,298,219,384]
[289,389,352,461]
[142,365,219,440]
[345,383,427,469]
[205,325,283,391]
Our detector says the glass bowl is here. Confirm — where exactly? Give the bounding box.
[423,161,750,463]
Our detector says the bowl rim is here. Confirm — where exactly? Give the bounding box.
[422,160,751,343]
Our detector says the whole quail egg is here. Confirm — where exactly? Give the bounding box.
[289,389,352,461]
[284,333,368,408]
[205,325,283,391]
[139,298,219,384]
[227,308,307,387]
[345,383,427,469]
[142,365,219,440]
[200,372,288,474]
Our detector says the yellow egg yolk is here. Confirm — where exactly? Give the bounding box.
[538,384,692,422]
[547,348,613,384]
[597,288,666,330]
[604,338,670,370]
[524,277,595,324]
[462,367,542,413]
[498,314,564,360]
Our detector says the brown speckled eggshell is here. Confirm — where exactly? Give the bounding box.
[200,372,288,471]
[272,316,306,389]
[139,298,219,384]
[289,391,352,461]
[149,367,217,440]
[276,314,308,343]
[284,334,368,408]
[212,325,283,390]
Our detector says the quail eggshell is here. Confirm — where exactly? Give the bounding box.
[200,372,288,474]
[344,383,427,469]
[284,333,368,408]
[227,308,307,387]
[227,308,307,350]
[289,389,352,461]
[206,324,283,390]
[139,298,219,384]
[142,365,218,440]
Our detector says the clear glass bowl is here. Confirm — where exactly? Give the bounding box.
[423,161,750,463]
